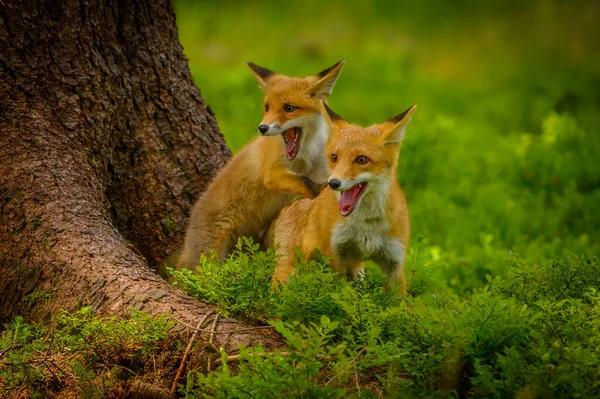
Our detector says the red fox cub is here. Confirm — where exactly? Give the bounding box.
[270,101,416,293]
[176,61,345,271]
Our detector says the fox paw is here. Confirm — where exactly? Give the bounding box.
[301,176,326,198]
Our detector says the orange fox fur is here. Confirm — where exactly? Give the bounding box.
[270,101,416,293]
[176,62,344,270]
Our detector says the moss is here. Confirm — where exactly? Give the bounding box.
[160,214,175,233]
[23,289,55,307]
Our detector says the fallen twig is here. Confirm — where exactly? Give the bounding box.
[41,359,62,386]
[170,310,214,394]
[206,313,222,373]
[171,316,275,335]
[208,313,221,346]
[349,347,366,364]
[170,317,275,335]
[223,325,276,333]
[0,344,24,359]
[0,360,16,366]
[325,348,365,387]
[213,351,291,366]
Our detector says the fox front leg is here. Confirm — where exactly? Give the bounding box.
[333,258,365,282]
[348,261,365,281]
[385,266,407,295]
[264,168,325,199]
[376,240,407,295]
[272,252,297,287]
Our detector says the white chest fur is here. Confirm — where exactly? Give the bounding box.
[330,184,405,277]
[332,216,390,258]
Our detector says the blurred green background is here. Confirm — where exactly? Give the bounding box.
[174,0,600,293]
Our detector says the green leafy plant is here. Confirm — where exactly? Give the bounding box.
[170,237,276,321]
[0,308,175,398]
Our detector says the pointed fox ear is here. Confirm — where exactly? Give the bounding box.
[318,100,344,139]
[247,61,276,91]
[309,60,345,99]
[381,105,417,145]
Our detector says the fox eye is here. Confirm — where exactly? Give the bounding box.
[355,155,369,165]
[283,104,297,113]
[264,104,269,112]
[331,154,338,163]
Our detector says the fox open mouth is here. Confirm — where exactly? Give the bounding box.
[338,182,367,216]
[282,127,302,161]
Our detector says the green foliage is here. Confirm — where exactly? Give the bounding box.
[196,318,346,398]
[177,251,600,398]
[275,253,347,324]
[53,307,174,361]
[0,308,175,397]
[471,257,600,398]
[170,237,276,321]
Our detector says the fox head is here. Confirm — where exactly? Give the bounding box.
[319,101,416,217]
[247,61,344,161]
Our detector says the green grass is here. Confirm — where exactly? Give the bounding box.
[170,240,600,398]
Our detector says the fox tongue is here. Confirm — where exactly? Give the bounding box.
[338,185,360,212]
[285,128,296,158]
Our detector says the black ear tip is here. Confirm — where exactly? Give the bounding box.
[387,105,416,124]
[323,103,344,121]
[317,60,345,78]
[247,62,275,78]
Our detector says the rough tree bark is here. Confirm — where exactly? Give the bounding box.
[0,0,281,350]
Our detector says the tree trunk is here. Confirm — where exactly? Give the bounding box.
[0,0,281,351]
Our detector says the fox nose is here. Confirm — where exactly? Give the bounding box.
[328,179,341,190]
[258,125,269,134]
